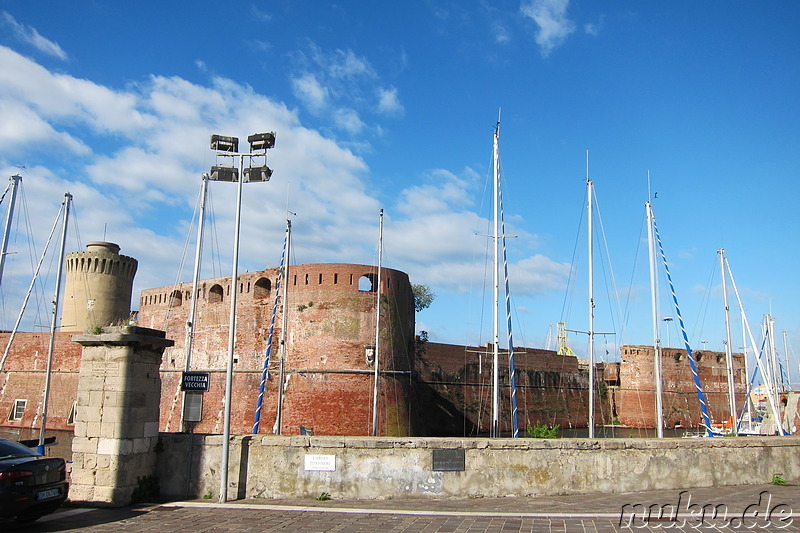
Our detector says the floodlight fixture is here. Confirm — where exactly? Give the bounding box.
[248,132,276,151]
[210,134,239,153]
[243,165,273,183]
[209,165,240,182]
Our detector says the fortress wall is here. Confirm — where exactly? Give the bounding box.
[616,345,748,428]
[0,332,82,433]
[138,263,414,436]
[158,433,800,501]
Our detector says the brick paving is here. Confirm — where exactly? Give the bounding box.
[4,484,798,532]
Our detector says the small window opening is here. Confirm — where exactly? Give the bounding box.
[9,399,26,421]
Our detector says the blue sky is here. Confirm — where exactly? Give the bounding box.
[0,2,798,383]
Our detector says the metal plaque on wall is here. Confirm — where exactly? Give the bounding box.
[432,448,465,471]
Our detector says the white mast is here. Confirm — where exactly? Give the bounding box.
[39,192,72,453]
[725,261,784,435]
[718,249,737,424]
[586,151,595,438]
[275,219,291,435]
[371,209,383,436]
[491,116,501,438]
[0,174,21,286]
[646,193,665,438]
[181,173,209,431]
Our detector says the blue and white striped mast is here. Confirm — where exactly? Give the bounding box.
[498,155,519,438]
[651,214,714,435]
[252,219,289,434]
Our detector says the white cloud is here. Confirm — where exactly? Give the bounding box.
[1,12,67,61]
[333,108,365,135]
[493,22,511,44]
[289,43,402,136]
[520,0,576,56]
[0,42,568,344]
[291,73,329,113]
[377,87,404,116]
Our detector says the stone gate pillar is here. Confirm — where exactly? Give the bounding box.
[70,326,173,506]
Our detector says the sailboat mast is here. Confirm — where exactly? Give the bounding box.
[718,249,737,423]
[275,220,291,435]
[371,209,383,436]
[39,192,71,453]
[724,260,785,435]
[646,199,665,437]
[180,173,208,432]
[491,118,501,439]
[586,151,595,438]
[0,174,21,286]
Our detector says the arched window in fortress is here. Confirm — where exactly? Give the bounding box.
[254,278,271,299]
[358,273,377,292]
[209,284,224,303]
[169,290,182,307]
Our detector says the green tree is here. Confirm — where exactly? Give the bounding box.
[411,283,435,312]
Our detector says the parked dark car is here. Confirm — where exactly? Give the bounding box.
[0,438,68,522]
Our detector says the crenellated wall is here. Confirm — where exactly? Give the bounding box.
[137,263,415,437]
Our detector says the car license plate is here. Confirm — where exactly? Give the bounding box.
[37,488,61,501]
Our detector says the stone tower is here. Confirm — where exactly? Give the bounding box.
[61,241,138,332]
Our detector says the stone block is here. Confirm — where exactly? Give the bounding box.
[72,437,98,454]
[68,483,95,503]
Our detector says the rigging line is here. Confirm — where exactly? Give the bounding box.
[620,212,647,342]
[689,255,717,350]
[734,336,768,433]
[161,187,203,333]
[651,217,714,435]
[0,199,64,372]
[592,190,625,347]
[560,183,587,323]
[206,190,223,279]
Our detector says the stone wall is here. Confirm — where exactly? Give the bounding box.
[157,434,800,501]
[70,326,172,506]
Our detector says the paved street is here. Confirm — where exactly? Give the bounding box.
[7,483,799,532]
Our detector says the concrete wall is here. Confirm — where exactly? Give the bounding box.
[157,435,800,501]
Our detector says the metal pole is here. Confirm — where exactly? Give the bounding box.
[371,209,383,436]
[718,249,737,424]
[0,174,21,286]
[646,201,665,437]
[491,119,500,438]
[586,152,595,439]
[39,192,71,454]
[219,156,244,503]
[181,173,209,432]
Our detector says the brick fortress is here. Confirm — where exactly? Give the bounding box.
[0,241,776,440]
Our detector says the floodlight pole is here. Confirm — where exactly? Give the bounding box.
[213,132,274,503]
[219,155,244,503]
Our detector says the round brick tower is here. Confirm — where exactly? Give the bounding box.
[61,241,138,332]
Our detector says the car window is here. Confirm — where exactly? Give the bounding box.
[0,438,38,459]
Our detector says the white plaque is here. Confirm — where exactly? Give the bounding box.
[304,454,336,471]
